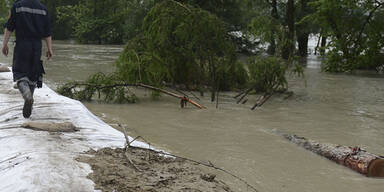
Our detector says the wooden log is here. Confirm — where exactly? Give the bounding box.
[284,134,384,177]
[251,94,272,110]
[234,88,250,99]
[236,88,252,104]
[138,83,205,109]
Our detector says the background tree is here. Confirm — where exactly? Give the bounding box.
[56,0,155,44]
[0,0,11,30]
[308,0,384,72]
[296,0,313,57]
[249,0,298,59]
[248,0,317,59]
[40,0,79,39]
[176,0,243,31]
[281,0,295,59]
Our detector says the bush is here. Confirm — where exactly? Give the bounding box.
[57,72,138,103]
[248,56,287,93]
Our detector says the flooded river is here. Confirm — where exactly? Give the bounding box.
[1,38,383,191]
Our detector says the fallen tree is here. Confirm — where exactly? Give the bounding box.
[284,134,384,177]
[57,78,205,109]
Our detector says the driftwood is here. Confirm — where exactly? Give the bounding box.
[251,94,273,110]
[235,88,252,104]
[284,134,384,177]
[235,87,277,109]
[234,88,252,99]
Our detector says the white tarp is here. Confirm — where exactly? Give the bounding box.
[0,66,145,192]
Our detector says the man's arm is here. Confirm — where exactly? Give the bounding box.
[44,36,53,60]
[2,28,12,56]
[3,4,16,57]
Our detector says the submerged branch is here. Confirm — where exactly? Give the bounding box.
[251,94,273,110]
[59,82,205,109]
[234,88,252,99]
[237,88,253,104]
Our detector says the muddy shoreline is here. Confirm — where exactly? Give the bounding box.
[77,147,234,192]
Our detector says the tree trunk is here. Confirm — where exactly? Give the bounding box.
[315,34,321,55]
[282,0,295,60]
[297,32,309,57]
[296,0,309,57]
[268,0,279,56]
[210,58,216,102]
[211,89,216,102]
[284,134,384,177]
[320,36,327,55]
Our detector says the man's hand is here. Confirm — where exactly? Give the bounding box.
[2,44,8,56]
[44,36,53,60]
[46,49,53,60]
[2,28,12,56]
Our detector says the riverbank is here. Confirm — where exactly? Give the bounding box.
[78,147,233,192]
[0,65,233,191]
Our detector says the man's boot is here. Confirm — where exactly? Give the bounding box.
[18,81,34,118]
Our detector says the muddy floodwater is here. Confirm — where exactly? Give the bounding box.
[1,37,383,192]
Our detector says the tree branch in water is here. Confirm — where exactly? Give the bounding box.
[58,82,205,109]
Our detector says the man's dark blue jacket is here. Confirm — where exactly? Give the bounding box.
[4,0,51,82]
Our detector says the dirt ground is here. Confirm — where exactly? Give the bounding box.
[77,147,234,192]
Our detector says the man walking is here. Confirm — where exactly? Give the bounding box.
[2,0,53,118]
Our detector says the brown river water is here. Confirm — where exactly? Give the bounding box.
[1,38,383,191]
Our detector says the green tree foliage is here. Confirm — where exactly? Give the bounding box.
[117,0,245,90]
[40,0,80,39]
[58,0,247,103]
[308,0,384,72]
[248,56,287,94]
[177,0,243,30]
[0,0,7,17]
[56,0,156,43]
[248,0,318,58]
[0,0,11,32]
[115,36,170,87]
[249,0,297,58]
[143,0,238,87]
[176,0,260,54]
[249,0,282,55]
[0,0,77,37]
